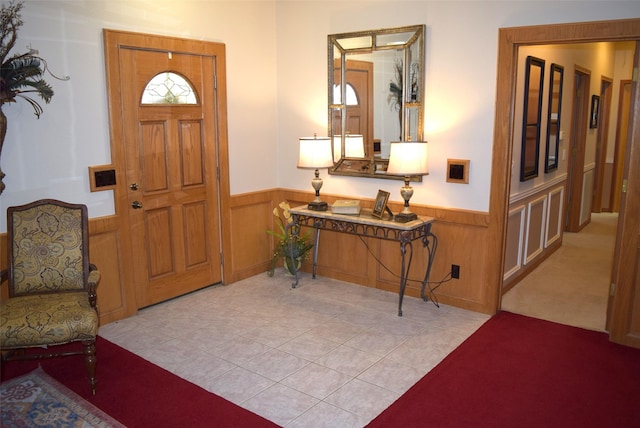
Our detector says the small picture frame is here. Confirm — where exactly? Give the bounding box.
[590,95,600,129]
[372,189,390,218]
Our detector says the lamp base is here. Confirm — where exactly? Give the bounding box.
[308,200,328,211]
[393,211,418,223]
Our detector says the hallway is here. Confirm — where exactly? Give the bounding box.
[501,212,617,332]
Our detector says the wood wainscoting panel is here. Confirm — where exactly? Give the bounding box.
[504,205,526,283]
[228,190,278,283]
[88,216,137,325]
[580,166,595,228]
[274,189,492,313]
[503,183,565,293]
[407,219,489,312]
[315,230,371,282]
[524,195,547,265]
[545,186,564,247]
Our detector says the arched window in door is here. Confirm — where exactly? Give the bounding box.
[333,83,359,105]
[141,72,198,105]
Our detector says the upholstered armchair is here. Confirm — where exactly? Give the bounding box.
[0,199,100,394]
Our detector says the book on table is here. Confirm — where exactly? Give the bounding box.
[331,200,361,215]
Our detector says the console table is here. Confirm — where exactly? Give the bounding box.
[287,206,437,316]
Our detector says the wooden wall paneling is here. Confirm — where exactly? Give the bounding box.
[231,189,492,313]
[504,205,526,283]
[545,186,564,247]
[524,194,547,265]
[88,216,137,325]
[228,190,278,283]
[314,230,370,282]
[580,166,595,227]
[419,221,490,312]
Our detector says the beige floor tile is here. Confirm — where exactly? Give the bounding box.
[99,226,606,428]
[277,332,341,361]
[241,348,310,382]
[315,344,381,377]
[357,357,425,394]
[242,383,319,427]
[208,366,274,404]
[288,401,366,428]
[281,362,352,399]
[324,378,398,422]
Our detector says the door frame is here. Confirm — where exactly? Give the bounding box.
[103,29,232,312]
[565,67,591,232]
[488,20,640,334]
[592,76,613,213]
[609,80,633,212]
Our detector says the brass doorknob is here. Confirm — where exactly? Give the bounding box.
[130,182,139,190]
[131,201,143,209]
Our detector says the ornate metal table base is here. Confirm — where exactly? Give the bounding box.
[287,206,436,316]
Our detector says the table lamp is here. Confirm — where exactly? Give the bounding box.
[298,135,334,211]
[386,141,428,222]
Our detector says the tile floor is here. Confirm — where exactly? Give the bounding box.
[99,272,490,427]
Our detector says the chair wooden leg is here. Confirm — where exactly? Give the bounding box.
[82,339,97,395]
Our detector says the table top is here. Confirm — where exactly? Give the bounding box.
[290,205,433,231]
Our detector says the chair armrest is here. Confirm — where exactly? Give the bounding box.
[87,264,101,309]
[88,265,101,287]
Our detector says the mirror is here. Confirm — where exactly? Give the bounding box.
[545,63,563,173]
[520,56,545,182]
[328,25,425,180]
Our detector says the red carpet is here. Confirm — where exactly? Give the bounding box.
[1,336,279,427]
[368,311,640,427]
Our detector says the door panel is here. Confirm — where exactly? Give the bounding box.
[333,60,374,156]
[120,48,221,307]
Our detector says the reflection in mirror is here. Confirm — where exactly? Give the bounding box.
[545,63,563,173]
[328,25,425,180]
[520,56,545,182]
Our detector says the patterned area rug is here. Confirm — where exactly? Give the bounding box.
[0,366,125,427]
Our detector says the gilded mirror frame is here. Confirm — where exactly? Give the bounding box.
[328,25,425,181]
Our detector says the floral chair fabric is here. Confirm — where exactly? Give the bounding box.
[0,199,100,394]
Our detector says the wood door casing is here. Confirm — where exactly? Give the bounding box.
[610,81,632,213]
[608,42,640,347]
[103,30,230,311]
[492,20,640,349]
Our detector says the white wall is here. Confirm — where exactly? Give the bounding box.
[510,42,634,198]
[1,1,639,232]
[275,1,639,213]
[0,0,279,228]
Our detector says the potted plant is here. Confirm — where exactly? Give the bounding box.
[0,0,68,194]
[266,201,314,276]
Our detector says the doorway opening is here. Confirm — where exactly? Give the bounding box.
[490,20,640,346]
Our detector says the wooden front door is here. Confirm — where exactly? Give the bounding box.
[104,31,226,308]
[333,60,374,156]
